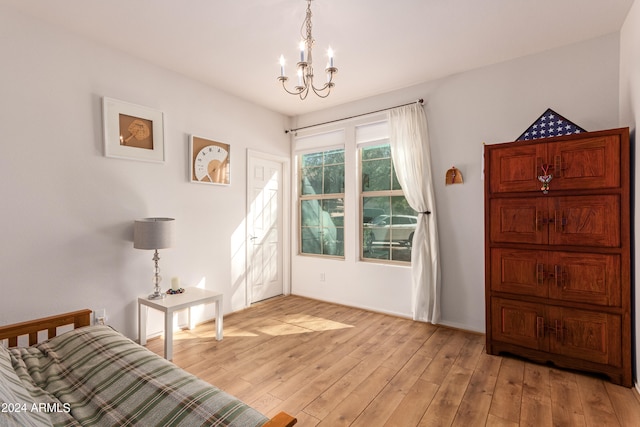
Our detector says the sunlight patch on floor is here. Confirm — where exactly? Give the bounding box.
[223,327,259,337]
[258,322,312,336]
[167,313,354,339]
[257,314,354,336]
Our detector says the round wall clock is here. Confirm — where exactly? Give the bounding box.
[190,136,231,185]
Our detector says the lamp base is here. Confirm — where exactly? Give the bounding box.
[148,289,166,300]
[147,249,166,300]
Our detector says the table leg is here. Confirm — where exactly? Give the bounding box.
[187,306,195,330]
[165,310,174,360]
[139,304,147,346]
[216,298,223,341]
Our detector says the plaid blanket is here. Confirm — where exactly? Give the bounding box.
[0,326,268,427]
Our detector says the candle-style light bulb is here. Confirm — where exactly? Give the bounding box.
[279,55,285,77]
[328,47,334,67]
[299,40,305,62]
[297,68,303,86]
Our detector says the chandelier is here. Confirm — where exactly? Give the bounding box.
[277,0,337,99]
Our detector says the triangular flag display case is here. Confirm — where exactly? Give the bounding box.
[516,108,587,141]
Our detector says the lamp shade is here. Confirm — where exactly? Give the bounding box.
[133,218,175,250]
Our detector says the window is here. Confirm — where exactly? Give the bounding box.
[299,148,345,257]
[295,121,417,265]
[360,143,416,263]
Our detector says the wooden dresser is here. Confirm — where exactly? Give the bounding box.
[483,127,632,387]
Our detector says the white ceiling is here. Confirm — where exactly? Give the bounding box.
[4,0,634,117]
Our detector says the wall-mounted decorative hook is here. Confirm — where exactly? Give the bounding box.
[446,166,463,185]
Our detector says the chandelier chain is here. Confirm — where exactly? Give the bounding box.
[301,1,314,50]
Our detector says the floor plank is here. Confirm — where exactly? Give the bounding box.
[549,369,586,426]
[575,374,619,426]
[520,363,553,427]
[488,357,524,424]
[451,352,501,426]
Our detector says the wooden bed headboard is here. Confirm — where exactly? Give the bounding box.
[0,309,92,347]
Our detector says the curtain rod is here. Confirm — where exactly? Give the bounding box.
[285,98,424,134]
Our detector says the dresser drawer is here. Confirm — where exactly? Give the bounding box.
[490,195,620,248]
[490,248,621,306]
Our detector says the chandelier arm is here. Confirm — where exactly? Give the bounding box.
[278,77,306,96]
[308,65,337,96]
[310,83,333,98]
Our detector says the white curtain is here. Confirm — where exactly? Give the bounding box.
[388,103,440,323]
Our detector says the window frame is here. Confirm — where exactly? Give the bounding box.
[297,147,346,259]
[358,141,415,265]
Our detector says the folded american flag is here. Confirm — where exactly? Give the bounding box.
[516,108,586,141]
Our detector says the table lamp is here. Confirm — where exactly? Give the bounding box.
[134,217,175,300]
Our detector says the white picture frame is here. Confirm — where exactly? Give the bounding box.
[189,135,231,185]
[102,97,165,163]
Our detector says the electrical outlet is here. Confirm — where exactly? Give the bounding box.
[320,273,326,282]
[94,309,107,325]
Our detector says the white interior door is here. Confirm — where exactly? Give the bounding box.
[247,153,284,303]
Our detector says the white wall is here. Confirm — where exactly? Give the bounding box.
[292,34,620,332]
[619,0,640,391]
[0,6,290,339]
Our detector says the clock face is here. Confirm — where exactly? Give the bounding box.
[191,136,230,185]
[194,146,228,182]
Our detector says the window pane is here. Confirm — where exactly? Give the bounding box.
[301,227,322,254]
[392,195,416,216]
[362,195,416,262]
[324,149,344,165]
[301,199,321,226]
[363,196,391,219]
[361,144,404,192]
[392,163,402,190]
[321,199,344,256]
[300,148,345,196]
[362,158,391,191]
[324,164,345,194]
[362,196,390,259]
[302,152,323,167]
[301,166,322,195]
[300,198,344,256]
[362,144,391,160]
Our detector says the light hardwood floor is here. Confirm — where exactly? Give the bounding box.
[144,295,640,426]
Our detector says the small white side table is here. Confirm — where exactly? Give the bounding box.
[138,287,223,360]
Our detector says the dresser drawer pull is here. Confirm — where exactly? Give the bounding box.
[536,316,545,339]
[554,212,568,232]
[555,320,565,342]
[555,265,566,288]
[536,264,545,285]
[536,212,548,229]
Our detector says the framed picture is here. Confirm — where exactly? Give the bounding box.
[102,97,165,162]
[189,135,230,185]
